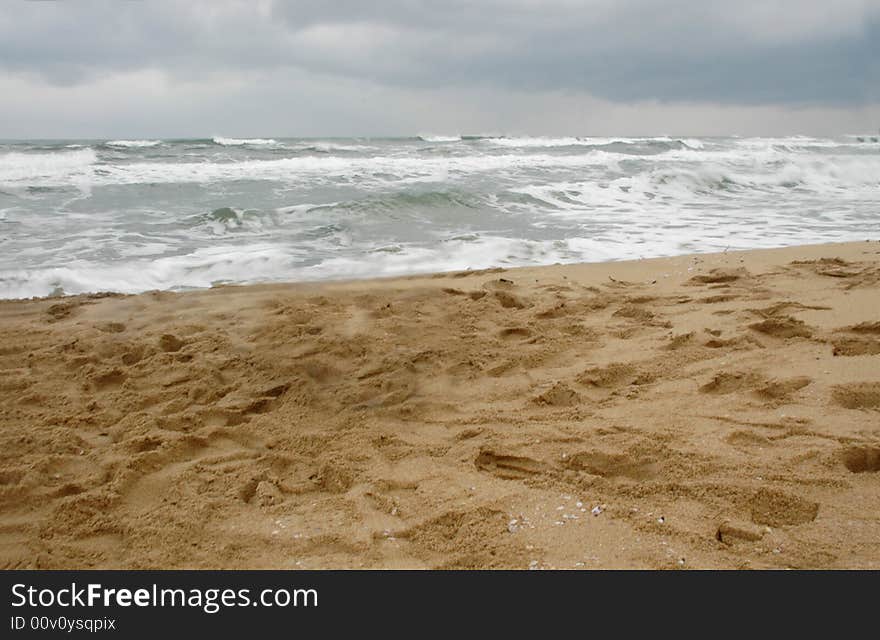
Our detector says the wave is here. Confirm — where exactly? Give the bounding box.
[0,148,97,185]
[484,135,703,150]
[486,136,592,147]
[11,150,622,188]
[2,134,878,300]
[5,216,872,299]
[0,235,601,299]
[507,154,880,217]
[196,206,283,235]
[212,137,279,146]
[292,142,375,153]
[5,140,878,198]
[105,139,163,148]
[195,191,482,237]
[418,134,462,142]
[0,243,298,299]
[845,134,880,144]
[680,138,704,150]
[302,190,482,219]
[728,136,871,151]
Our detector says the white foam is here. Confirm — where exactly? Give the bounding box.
[276,203,338,216]
[418,134,462,142]
[0,148,97,185]
[3,135,878,299]
[105,139,163,148]
[9,141,878,199]
[61,150,622,188]
[212,137,279,146]
[302,142,376,152]
[730,136,851,150]
[486,136,592,147]
[0,244,302,299]
[0,234,624,299]
[508,152,880,215]
[2,213,874,300]
[484,136,682,148]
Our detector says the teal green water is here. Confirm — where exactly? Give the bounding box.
[0,135,877,298]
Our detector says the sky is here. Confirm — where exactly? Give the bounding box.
[1,0,879,138]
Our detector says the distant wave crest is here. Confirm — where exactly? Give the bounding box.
[105,139,163,148]
[418,134,462,142]
[212,137,279,146]
[485,136,704,150]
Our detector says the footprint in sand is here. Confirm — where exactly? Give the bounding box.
[613,304,656,321]
[663,332,695,350]
[789,258,880,289]
[700,372,811,403]
[474,451,549,479]
[563,449,658,481]
[121,346,145,366]
[831,383,880,410]
[844,321,880,335]
[704,333,764,350]
[697,294,739,304]
[532,381,580,407]
[498,327,532,340]
[688,267,750,285]
[748,316,812,339]
[158,334,185,352]
[840,445,880,473]
[577,362,651,389]
[534,302,569,319]
[238,479,283,507]
[46,301,81,321]
[493,291,526,309]
[699,371,762,394]
[831,323,880,356]
[98,322,126,333]
[753,376,812,401]
[750,488,819,527]
[92,368,127,391]
[725,430,773,448]
[831,338,880,356]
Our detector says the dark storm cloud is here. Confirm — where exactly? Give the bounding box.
[2,0,878,105]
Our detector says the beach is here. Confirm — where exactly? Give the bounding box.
[1,240,879,569]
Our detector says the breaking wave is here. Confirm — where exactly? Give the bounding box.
[418,134,462,142]
[212,137,279,146]
[1,134,877,299]
[105,139,163,148]
[0,148,97,185]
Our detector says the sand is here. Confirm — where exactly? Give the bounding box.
[1,241,879,569]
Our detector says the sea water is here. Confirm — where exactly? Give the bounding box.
[0,134,877,299]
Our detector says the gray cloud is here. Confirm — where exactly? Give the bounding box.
[1,1,878,137]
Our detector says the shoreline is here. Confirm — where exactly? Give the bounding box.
[0,240,880,304]
[3,239,876,304]
[1,240,879,569]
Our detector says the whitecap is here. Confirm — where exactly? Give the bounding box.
[417,134,462,142]
[0,148,97,185]
[105,139,163,148]
[212,137,279,146]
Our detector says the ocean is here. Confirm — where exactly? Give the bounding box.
[0,134,877,299]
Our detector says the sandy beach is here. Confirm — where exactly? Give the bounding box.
[1,241,878,569]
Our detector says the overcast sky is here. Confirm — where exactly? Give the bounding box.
[2,0,879,138]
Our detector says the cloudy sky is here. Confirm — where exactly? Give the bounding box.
[2,0,879,138]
